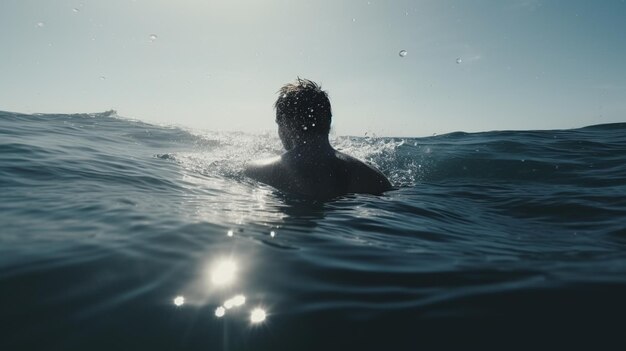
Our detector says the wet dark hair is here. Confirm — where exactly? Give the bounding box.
[274,78,332,135]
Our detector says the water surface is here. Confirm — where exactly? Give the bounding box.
[1,111,625,349]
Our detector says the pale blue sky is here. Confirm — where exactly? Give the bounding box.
[1,0,625,136]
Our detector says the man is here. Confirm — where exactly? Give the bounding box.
[245,78,392,199]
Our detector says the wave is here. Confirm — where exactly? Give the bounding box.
[2,110,625,188]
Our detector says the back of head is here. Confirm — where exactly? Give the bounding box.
[274,78,332,136]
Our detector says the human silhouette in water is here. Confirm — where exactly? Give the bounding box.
[245,78,392,199]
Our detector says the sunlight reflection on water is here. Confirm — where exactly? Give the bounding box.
[215,306,225,317]
[171,251,272,327]
[179,172,286,226]
[173,296,185,306]
[250,308,267,324]
[210,259,237,287]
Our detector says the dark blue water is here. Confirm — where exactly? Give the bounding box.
[1,110,625,350]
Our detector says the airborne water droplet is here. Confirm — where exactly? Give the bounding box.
[399,50,407,57]
[99,76,106,81]
[456,57,462,64]
[36,22,45,28]
[149,34,158,42]
[72,8,80,13]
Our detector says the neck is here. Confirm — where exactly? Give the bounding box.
[290,134,333,154]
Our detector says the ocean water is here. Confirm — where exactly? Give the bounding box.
[1,110,625,350]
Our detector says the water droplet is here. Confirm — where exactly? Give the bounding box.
[72,8,80,13]
[99,76,106,81]
[303,126,308,131]
[399,50,407,57]
[311,123,316,127]
[227,230,234,237]
[456,57,462,64]
[149,34,158,42]
[405,10,409,16]
[352,18,356,22]
[36,22,45,28]
[270,231,275,237]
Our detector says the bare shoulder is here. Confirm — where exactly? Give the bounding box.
[244,151,392,197]
[334,151,392,194]
[244,156,283,183]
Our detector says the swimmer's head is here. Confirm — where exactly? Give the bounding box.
[274,78,332,138]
